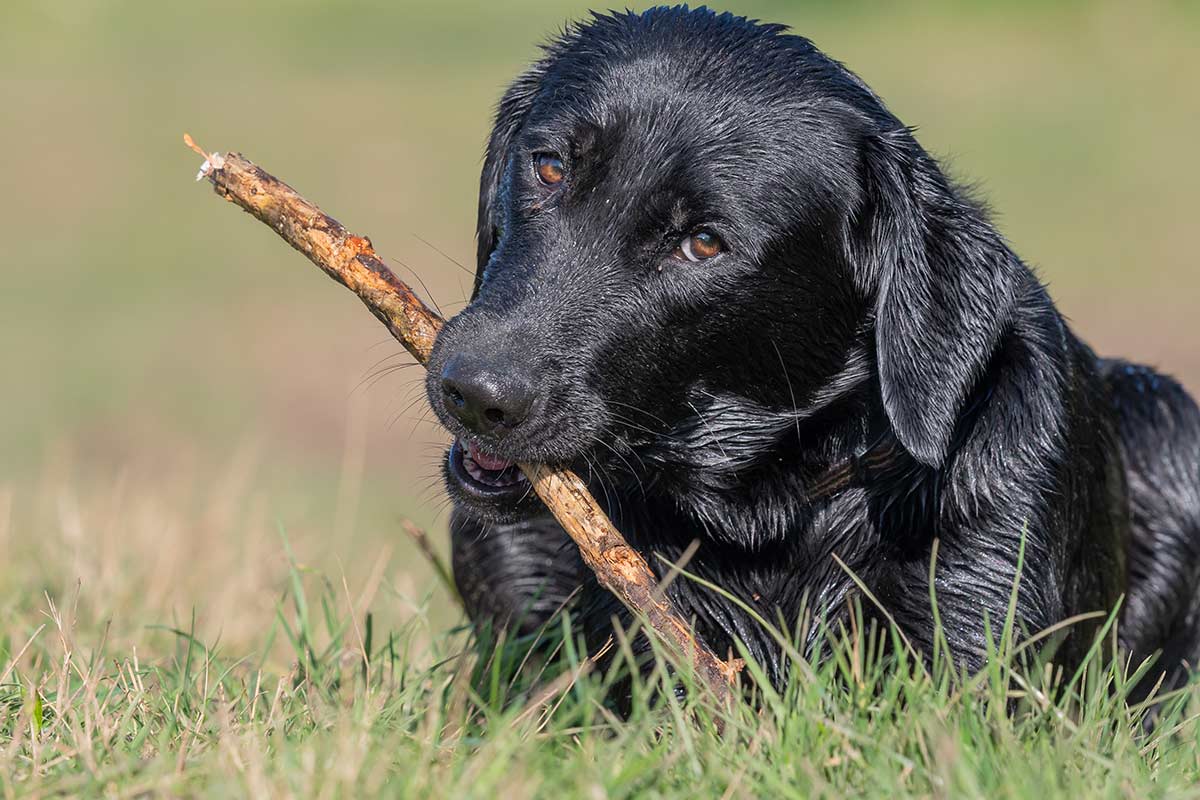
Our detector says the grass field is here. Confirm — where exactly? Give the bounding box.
[2,1,1199,796]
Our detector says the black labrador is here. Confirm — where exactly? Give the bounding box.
[424,7,1200,697]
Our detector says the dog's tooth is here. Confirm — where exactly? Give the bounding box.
[465,460,485,482]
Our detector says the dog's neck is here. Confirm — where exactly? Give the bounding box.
[617,348,918,548]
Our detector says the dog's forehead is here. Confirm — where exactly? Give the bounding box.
[529,64,780,181]
[528,40,855,182]
[513,27,865,227]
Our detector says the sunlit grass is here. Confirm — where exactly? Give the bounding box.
[2,470,1199,797]
[3,510,1199,797]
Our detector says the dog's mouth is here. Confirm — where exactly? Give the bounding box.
[447,438,529,497]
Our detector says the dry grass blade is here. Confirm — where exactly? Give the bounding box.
[401,520,460,609]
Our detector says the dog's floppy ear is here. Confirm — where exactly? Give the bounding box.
[860,128,1019,466]
[474,66,546,299]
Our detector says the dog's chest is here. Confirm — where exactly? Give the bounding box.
[611,486,889,638]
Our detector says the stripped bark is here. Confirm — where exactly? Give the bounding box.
[185,136,743,713]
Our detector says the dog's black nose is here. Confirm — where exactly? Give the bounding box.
[440,355,536,436]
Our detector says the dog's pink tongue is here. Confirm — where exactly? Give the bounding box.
[467,441,514,471]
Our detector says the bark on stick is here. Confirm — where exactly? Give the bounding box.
[185,136,742,712]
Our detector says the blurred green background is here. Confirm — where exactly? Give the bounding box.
[1,1,1197,643]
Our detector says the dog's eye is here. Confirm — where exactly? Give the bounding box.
[534,152,565,186]
[675,230,724,262]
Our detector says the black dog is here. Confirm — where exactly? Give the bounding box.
[425,7,1200,697]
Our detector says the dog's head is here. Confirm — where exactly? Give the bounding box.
[426,8,1019,522]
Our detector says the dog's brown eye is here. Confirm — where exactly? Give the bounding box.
[676,230,723,262]
[534,152,564,186]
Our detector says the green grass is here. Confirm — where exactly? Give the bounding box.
[4,534,1200,798]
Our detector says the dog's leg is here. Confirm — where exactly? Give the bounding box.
[450,510,586,636]
[1102,360,1200,706]
[449,514,671,713]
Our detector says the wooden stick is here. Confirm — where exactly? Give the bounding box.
[184,135,742,711]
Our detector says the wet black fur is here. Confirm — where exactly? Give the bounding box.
[426,7,1200,696]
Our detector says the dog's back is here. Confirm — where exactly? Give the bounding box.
[1103,359,1200,697]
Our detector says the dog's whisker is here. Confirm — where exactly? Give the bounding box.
[387,392,436,431]
[590,429,648,502]
[607,410,681,443]
[407,405,436,441]
[358,362,422,395]
[607,399,672,428]
[581,451,619,520]
[384,254,446,317]
[770,338,804,448]
[684,400,731,461]
[412,232,475,278]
